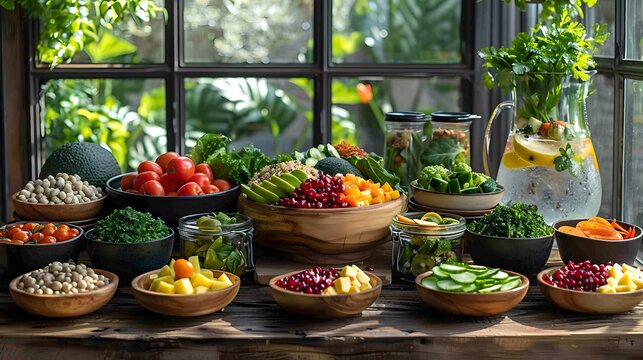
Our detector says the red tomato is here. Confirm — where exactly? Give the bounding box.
[6,227,21,239]
[176,182,203,196]
[53,228,70,242]
[188,173,210,189]
[30,233,45,242]
[57,224,70,231]
[159,173,181,193]
[12,231,30,242]
[212,179,232,192]
[138,160,163,176]
[140,180,166,196]
[167,156,195,182]
[40,226,55,237]
[155,152,180,172]
[195,163,214,182]
[120,173,137,191]
[22,222,37,232]
[203,185,220,194]
[70,227,80,237]
[38,236,57,244]
[133,171,161,191]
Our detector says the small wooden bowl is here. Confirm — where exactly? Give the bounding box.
[268,270,382,318]
[537,266,643,314]
[131,269,241,317]
[12,192,106,221]
[238,194,407,264]
[414,270,529,316]
[410,180,504,211]
[9,269,118,318]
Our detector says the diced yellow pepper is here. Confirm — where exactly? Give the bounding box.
[174,278,194,295]
[155,281,175,294]
[217,273,233,285]
[149,275,175,291]
[210,279,232,291]
[381,183,393,192]
[333,277,351,294]
[191,273,214,289]
[194,286,210,294]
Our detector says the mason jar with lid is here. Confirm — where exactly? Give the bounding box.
[391,212,466,282]
[429,111,480,165]
[383,111,427,191]
[178,213,255,277]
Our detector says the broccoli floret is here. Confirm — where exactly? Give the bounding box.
[450,161,472,174]
[417,165,450,189]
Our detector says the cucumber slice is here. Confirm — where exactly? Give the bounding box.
[449,271,477,284]
[431,266,450,279]
[308,148,323,160]
[505,275,521,282]
[491,271,509,280]
[500,279,522,291]
[304,158,318,166]
[466,264,488,274]
[437,279,463,292]
[325,144,340,158]
[430,177,448,192]
[462,283,478,293]
[447,178,461,193]
[478,284,502,293]
[421,277,439,290]
[439,263,467,273]
[480,268,500,278]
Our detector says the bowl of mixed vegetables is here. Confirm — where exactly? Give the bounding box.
[410,163,504,211]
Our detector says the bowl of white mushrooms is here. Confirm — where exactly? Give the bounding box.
[12,173,107,221]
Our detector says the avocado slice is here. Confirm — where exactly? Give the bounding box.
[241,184,269,204]
[251,183,280,203]
[261,180,289,198]
[270,175,296,193]
[280,173,302,188]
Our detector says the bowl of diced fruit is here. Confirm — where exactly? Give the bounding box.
[538,261,643,314]
[415,262,529,316]
[131,256,240,317]
[269,265,382,318]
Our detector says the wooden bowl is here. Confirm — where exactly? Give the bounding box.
[238,194,407,264]
[9,269,118,317]
[537,266,643,314]
[414,270,529,316]
[131,269,240,317]
[12,192,106,222]
[410,180,504,211]
[269,270,382,318]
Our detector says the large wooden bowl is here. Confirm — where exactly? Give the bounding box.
[414,270,529,316]
[269,270,382,318]
[238,194,407,264]
[131,269,240,317]
[12,192,106,221]
[537,266,643,314]
[9,269,118,317]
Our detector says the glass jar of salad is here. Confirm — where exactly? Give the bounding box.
[391,212,466,282]
[429,111,480,165]
[178,212,255,277]
[383,111,427,191]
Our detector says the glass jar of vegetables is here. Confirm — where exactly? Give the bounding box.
[383,111,427,191]
[429,111,479,165]
[178,212,255,277]
[391,212,466,282]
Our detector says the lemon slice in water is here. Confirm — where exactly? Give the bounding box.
[512,134,561,167]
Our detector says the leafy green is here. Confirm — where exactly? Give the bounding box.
[190,134,231,165]
[93,207,169,243]
[203,236,245,276]
[421,137,465,169]
[349,154,402,192]
[467,203,554,238]
[554,143,582,177]
[208,145,272,185]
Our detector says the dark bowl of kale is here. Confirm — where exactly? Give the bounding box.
[466,203,555,276]
[85,207,174,285]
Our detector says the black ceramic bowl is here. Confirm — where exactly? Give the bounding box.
[85,228,174,284]
[466,230,554,275]
[553,219,642,265]
[0,222,83,280]
[105,173,240,224]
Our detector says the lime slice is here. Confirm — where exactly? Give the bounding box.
[512,133,562,167]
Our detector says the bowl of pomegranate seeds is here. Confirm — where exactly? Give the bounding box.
[538,261,643,314]
[269,265,382,318]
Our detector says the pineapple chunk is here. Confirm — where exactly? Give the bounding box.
[607,277,619,287]
[631,276,643,289]
[333,277,351,294]
[618,272,633,286]
[608,264,623,279]
[322,286,337,295]
[615,284,636,293]
[210,279,232,291]
[155,281,175,294]
[351,278,362,289]
[158,264,175,278]
[598,285,616,293]
[356,271,371,286]
[348,285,360,293]
[339,266,357,279]
[149,275,175,291]
[217,273,233,286]
[188,256,201,274]
[174,278,194,295]
[200,269,215,279]
[622,263,638,273]
[194,286,210,294]
[191,273,214,289]
[360,281,372,291]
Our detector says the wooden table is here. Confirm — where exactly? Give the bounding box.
[1,250,642,359]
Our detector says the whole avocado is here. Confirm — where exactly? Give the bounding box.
[39,142,121,188]
[314,157,363,177]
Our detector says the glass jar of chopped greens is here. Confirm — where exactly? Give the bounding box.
[429,111,480,165]
[383,111,427,191]
[391,212,466,282]
[178,212,254,277]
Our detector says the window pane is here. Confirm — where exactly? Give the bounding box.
[184,78,313,155]
[331,77,463,152]
[41,79,166,171]
[625,0,643,60]
[624,79,643,225]
[183,0,314,64]
[332,0,462,64]
[585,0,615,58]
[587,73,614,218]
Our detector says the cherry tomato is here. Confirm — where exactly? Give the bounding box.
[38,236,57,244]
[22,222,37,232]
[120,173,137,191]
[212,179,232,192]
[53,228,71,242]
[30,232,45,243]
[40,226,56,237]
[133,171,161,191]
[155,152,180,173]
[140,180,166,196]
[6,227,21,239]
[176,182,203,196]
[70,228,80,237]
[12,231,30,242]
[138,160,163,176]
[195,163,214,182]
[167,156,195,182]
[188,173,210,189]
[58,224,70,231]
[173,259,194,279]
[203,185,220,194]
[159,173,181,193]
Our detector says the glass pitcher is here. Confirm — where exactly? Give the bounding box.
[483,71,601,224]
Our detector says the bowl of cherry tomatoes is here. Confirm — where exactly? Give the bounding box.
[0,221,83,280]
[106,152,240,223]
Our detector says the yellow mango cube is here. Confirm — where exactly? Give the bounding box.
[607,277,619,287]
[339,266,357,279]
[217,273,233,286]
[615,284,635,293]
[356,271,370,285]
[174,278,194,295]
[622,263,638,273]
[149,275,175,291]
[191,273,214,289]
[322,286,337,295]
[608,264,623,279]
[333,277,351,294]
[598,285,616,293]
[360,281,372,291]
[210,279,232,291]
[200,269,215,279]
[618,272,633,286]
[391,190,401,199]
[155,281,175,294]
[348,285,360,293]
[631,276,643,289]
[351,278,362,289]
[194,286,210,294]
